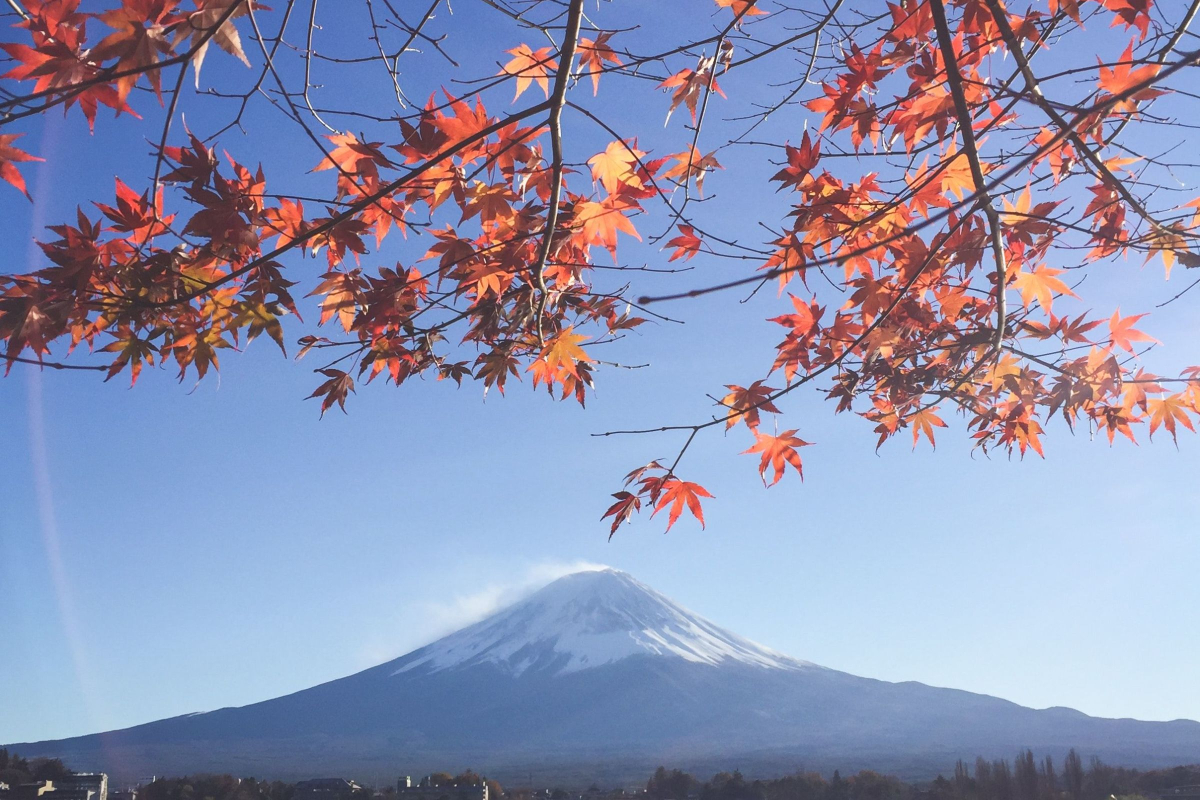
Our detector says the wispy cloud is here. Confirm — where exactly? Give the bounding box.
[422,560,609,633]
[357,559,609,666]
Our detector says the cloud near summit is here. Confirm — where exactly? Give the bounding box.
[357,559,610,666]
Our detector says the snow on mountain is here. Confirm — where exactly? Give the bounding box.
[10,566,1200,783]
[393,567,815,676]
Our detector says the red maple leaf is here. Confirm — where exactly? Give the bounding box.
[0,134,44,199]
[650,477,714,531]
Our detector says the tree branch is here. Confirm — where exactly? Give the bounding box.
[530,0,584,343]
[983,0,1180,241]
[929,0,1007,351]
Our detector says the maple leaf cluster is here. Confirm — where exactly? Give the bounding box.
[2,0,1200,535]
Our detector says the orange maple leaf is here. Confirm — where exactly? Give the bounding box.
[771,131,820,191]
[578,33,623,95]
[434,93,494,146]
[742,429,810,486]
[313,133,393,180]
[502,44,558,100]
[940,145,990,201]
[1050,0,1082,23]
[650,478,714,531]
[588,140,644,195]
[1098,44,1166,113]
[714,0,767,17]
[1108,310,1158,354]
[575,197,641,260]
[1145,226,1189,278]
[720,380,780,430]
[909,408,947,449]
[309,269,365,332]
[262,198,307,250]
[662,145,722,195]
[1011,265,1076,312]
[174,1,253,88]
[91,4,175,101]
[1148,394,1197,444]
[542,326,593,375]
[658,63,723,124]
[988,354,1023,391]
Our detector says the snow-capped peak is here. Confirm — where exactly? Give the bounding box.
[392,568,815,677]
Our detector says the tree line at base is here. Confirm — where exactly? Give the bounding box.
[3,749,1198,800]
[0,750,73,788]
[646,752,1200,800]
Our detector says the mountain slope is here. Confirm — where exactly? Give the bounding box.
[392,569,812,676]
[9,569,1200,782]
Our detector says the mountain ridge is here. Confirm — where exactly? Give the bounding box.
[8,568,1200,783]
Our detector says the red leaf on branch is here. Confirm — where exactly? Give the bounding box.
[0,134,44,199]
[650,478,713,531]
[307,368,355,417]
[742,429,809,486]
[578,33,623,95]
[601,491,641,538]
[665,225,702,262]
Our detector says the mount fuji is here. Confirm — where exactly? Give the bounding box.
[10,568,1200,782]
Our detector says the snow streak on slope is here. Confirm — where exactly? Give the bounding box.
[393,568,815,677]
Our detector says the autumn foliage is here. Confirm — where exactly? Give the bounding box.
[2,0,1199,535]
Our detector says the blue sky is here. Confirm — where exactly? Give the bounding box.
[3,0,1200,748]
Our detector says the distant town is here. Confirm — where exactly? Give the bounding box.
[3,749,1200,800]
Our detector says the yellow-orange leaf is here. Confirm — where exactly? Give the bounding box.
[910,408,947,449]
[588,140,644,195]
[1148,394,1196,443]
[542,326,593,375]
[502,44,558,100]
[575,197,641,259]
[1012,265,1076,312]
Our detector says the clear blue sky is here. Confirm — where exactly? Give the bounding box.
[2,0,1199,748]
